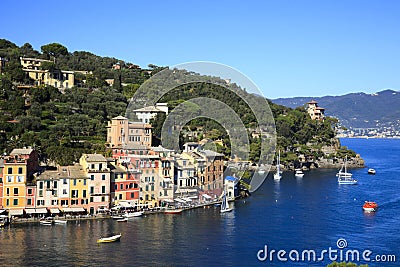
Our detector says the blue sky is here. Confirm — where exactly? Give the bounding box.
[2,0,400,99]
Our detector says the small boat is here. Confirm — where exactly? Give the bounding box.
[97,234,122,243]
[294,169,304,178]
[363,201,378,212]
[220,190,233,213]
[0,215,9,227]
[112,215,124,220]
[164,209,183,214]
[367,168,376,175]
[274,150,282,180]
[123,211,143,218]
[117,218,128,222]
[54,219,67,225]
[40,220,53,225]
[337,156,357,185]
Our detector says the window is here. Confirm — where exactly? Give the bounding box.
[90,197,93,203]
[28,188,32,195]
[90,187,94,194]
[39,190,43,197]
[63,178,67,184]
[54,181,57,188]
[13,188,18,195]
[63,189,67,195]
[131,193,135,198]
[72,190,78,198]
[46,181,51,188]
[27,198,32,205]
[120,184,123,190]
[83,190,86,198]
[13,199,18,206]
[73,179,77,186]
[17,176,23,183]
[18,167,23,174]
[119,194,122,200]
[6,199,9,206]
[7,176,12,182]
[81,199,85,205]
[39,181,43,189]
[8,167,12,174]
[91,175,94,181]
[6,188,10,195]
[102,174,105,180]
[101,196,105,202]
[114,184,117,190]
[83,179,86,186]
[102,186,106,194]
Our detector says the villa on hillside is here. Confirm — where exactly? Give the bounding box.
[20,57,75,89]
[132,103,169,124]
[307,100,325,121]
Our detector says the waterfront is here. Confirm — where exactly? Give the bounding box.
[1,138,399,266]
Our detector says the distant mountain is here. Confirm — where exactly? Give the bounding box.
[272,89,400,129]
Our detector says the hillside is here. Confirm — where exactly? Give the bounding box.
[0,38,359,167]
[272,90,400,136]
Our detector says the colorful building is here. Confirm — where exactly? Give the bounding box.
[80,154,111,214]
[20,57,74,89]
[307,100,325,121]
[2,148,39,216]
[106,116,152,148]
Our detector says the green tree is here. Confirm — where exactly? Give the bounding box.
[41,43,68,59]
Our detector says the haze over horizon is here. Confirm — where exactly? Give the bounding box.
[2,0,400,99]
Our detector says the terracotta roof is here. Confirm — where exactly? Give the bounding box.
[82,154,107,162]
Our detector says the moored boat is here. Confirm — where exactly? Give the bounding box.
[112,215,124,220]
[97,234,122,243]
[294,169,304,178]
[274,150,282,180]
[363,201,378,212]
[164,209,183,214]
[40,220,53,225]
[117,218,128,222]
[54,219,67,225]
[337,156,357,185]
[220,190,233,213]
[367,168,376,175]
[123,211,143,218]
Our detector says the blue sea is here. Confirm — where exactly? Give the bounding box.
[0,138,399,266]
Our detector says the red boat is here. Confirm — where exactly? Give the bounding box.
[363,201,378,212]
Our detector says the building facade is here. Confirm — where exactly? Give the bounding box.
[20,57,74,89]
[307,100,325,121]
[106,116,152,148]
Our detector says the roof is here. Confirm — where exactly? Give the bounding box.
[307,100,318,104]
[225,176,237,181]
[10,148,34,156]
[112,115,128,120]
[133,106,164,112]
[316,107,325,110]
[121,143,148,150]
[82,154,107,162]
[67,164,87,179]
[198,149,224,157]
[151,146,174,152]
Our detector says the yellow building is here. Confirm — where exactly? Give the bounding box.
[2,148,39,216]
[20,57,74,89]
[67,164,89,212]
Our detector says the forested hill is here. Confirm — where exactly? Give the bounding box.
[0,39,356,166]
[272,89,400,129]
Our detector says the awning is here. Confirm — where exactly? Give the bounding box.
[174,198,186,203]
[202,194,212,199]
[62,207,85,213]
[182,197,193,202]
[35,208,48,214]
[188,196,198,199]
[119,202,133,208]
[163,178,172,183]
[49,208,60,214]
[162,199,174,203]
[25,208,36,214]
[9,209,24,216]
[0,209,6,214]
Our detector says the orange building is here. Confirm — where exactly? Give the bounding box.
[106,116,152,148]
[2,148,39,216]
